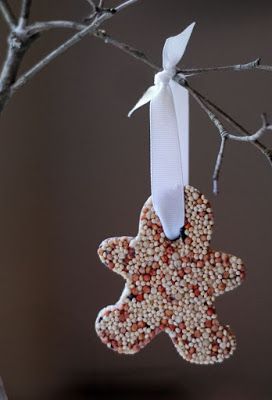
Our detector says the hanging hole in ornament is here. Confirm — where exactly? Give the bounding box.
[169,226,187,242]
[180,226,187,242]
[127,293,135,301]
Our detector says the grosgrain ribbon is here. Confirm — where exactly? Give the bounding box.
[128,22,195,240]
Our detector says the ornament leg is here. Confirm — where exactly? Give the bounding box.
[169,321,236,364]
[95,302,161,354]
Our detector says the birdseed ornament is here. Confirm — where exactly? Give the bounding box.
[95,23,245,364]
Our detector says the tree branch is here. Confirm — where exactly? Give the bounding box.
[11,16,110,93]
[10,0,140,95]
[184,81,272,162]
[0,0,271,193]
[0,0,16,29]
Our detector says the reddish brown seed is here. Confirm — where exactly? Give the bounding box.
[179,322,186,330]
[185,237,192,245]
[132,274,139,282]
[128,247,135,256]
[165,309,173,317]
[197,260,204,268]
[188,347,196,355]
[143,274,151,282]
[211,343,219,353]
[131,323,138,332]
[158,285,165,293]
[136,294,143,302]
[218,283,226,291]
[194,288,201,297]
[207,287,214,296]
[161,319,168,325]
[131,287,138,296]
[138,333,145,341]
[194,330,201,338]
[108,262,114,270]
[205,320,212,328]
[178,269,184,278]
[207,307,215,316]
[138,321,146,328]
[143,285,151,294]
[119,314,127,322]
[168,324,176,331]
[211,324,219,332]
[168,247,174,255]
[200,235,207,242]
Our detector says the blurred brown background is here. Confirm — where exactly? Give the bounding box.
[0,0,272,399]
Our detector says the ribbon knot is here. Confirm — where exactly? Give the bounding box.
[128,22,195,240]
[154,69,175,85]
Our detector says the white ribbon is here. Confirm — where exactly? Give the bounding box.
[129,22,195,240]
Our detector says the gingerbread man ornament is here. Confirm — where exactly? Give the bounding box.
[95,185,245,364]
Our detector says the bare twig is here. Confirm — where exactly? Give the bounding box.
[26,20,86,36]
[213,136,227,195]
[18,0,32,29]
[179,58,272,76]
[184,82,272,162]
[183,81,272,191]
[0,0,16,29]
[95,29,160,71]
[85,0,96,10]
[0,376,8,400]
[115,0,139,12]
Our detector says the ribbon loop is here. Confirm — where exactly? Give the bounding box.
[128,22,195,240]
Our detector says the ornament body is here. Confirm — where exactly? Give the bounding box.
[96,186,245,364]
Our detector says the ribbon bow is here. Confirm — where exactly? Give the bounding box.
[129,22,195,240]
